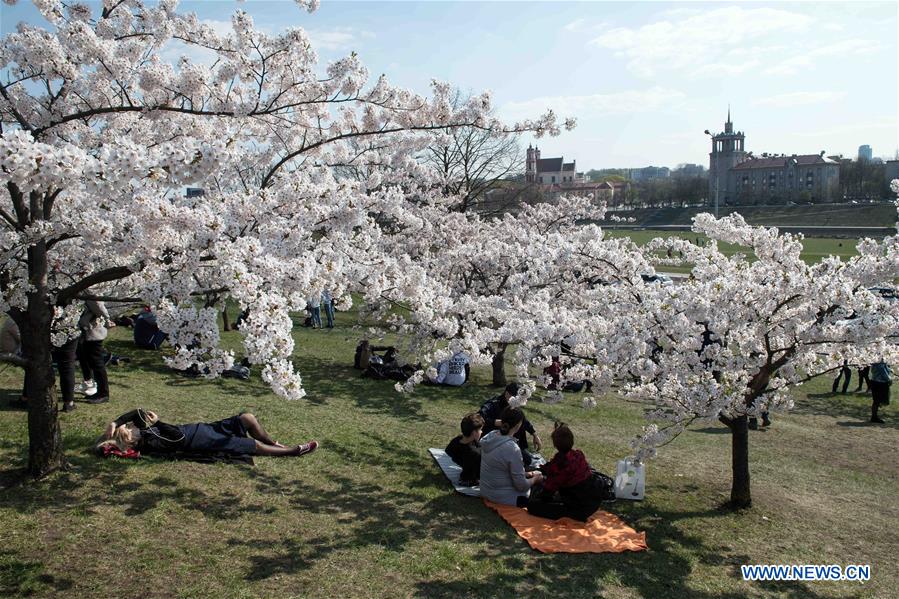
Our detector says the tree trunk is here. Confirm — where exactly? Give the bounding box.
[491,343,507,387]
[222,307,230,332]
[22,240,65,478]
[722,415,751,509]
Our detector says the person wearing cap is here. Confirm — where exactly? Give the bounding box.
[478,382,542,466]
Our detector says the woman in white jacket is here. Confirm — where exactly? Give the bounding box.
[479,407,543,506]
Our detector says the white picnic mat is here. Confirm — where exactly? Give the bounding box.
[428,447,546,498]
[428,448,481,497]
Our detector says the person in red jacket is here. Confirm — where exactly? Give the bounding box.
[527,423,605,521]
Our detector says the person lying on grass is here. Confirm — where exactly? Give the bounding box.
[97,408,318,458]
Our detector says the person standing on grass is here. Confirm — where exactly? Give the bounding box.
[308,290,322,329]
[870,360,892,424]
[832,359,852,394]
[52,311,80,413]
[855,365,871,393]
[321,289,335,329]
[76,299,113,405]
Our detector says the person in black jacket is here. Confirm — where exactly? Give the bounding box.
[445,412,484,486]
[98,409,318,457]
[479,383,542,467]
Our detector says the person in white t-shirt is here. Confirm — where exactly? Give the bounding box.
[434,351,470,386]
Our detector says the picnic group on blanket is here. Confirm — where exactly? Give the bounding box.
[446,383,616,523]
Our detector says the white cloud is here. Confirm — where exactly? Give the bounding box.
[791,117,897,138]
[200,19,234,38]
[499,87,687,122]
[763,39,880,76]
[564,18,586,32]
[307,27,373,52]
[751,91,847,108]
[590,7,814,78]
[159,40,219,67]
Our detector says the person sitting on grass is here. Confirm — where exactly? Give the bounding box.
[445,412,484,486]
[431,351,471,386]
[479,383,542,467]
[97,408,318,458]
[479,407,544,507]
[133,306,168,350]
[527,423,609,522]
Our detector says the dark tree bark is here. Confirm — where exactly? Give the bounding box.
[721,414,751,509]
[21,240,65,477]
[222,306,230,331]
[491,343,507,387]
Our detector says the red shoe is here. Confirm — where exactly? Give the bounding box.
[296,440,318,456]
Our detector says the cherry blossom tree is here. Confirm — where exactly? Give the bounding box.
[574,205,899,508]
[0,0,570,477]
[386,188,898,509]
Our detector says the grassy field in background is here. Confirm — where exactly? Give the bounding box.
[605,230,860,267]
[1,305,896,598]
[603,203,897,229]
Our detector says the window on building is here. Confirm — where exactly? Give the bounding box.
[539,176,544,183]
[551,176,556,183]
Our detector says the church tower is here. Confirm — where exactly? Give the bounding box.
[526,145,536,183]
[708,108,747,206]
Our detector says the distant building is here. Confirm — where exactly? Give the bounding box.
[629,166,670,182]
[707,110,840,205]
[858,145,873,162]
[525,145,585,185]
[541,180,632,206]
[886,160,899,187]
[672,164,706,178]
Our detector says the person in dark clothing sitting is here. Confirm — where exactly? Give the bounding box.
[479,383,542,467]
[97,408,318,458]
[445,412,484,486]
[527,423,604,522]
[133,308,168,350]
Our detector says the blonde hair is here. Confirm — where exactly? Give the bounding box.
[97,424,139,452]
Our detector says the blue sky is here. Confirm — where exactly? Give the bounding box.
[2,1,897,171]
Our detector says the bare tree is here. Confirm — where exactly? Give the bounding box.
[423,89,522,215]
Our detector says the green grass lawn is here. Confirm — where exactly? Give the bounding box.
[0,309,896,598]
[604,231,863,275]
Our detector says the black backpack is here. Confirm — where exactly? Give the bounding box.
[589,468,616,501]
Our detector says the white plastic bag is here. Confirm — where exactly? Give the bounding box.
[614,458,645,500]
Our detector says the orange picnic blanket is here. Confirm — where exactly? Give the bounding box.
[483,499,648,554]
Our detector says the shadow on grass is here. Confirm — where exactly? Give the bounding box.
[796,392,897,429]
[296,356,437,422]
[0,431,271,522]
[0,427,835,599]
[234,467,831,598]
[105,339,274,399]
[228,431,832,598]
[0,550,73,596]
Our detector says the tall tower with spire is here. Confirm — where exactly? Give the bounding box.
[708,107,747,206]
[526,144,540,183]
